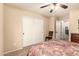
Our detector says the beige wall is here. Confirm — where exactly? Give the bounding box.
[48,17,56,39]
[70,9,79,33]
[49,17,55,31]
[0,4,4,55]
[4,5,49,53]
[69,8,79,41]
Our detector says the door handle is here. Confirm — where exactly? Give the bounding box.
[23,33,24,35]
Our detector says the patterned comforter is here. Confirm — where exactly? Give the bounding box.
[27,39,79,56]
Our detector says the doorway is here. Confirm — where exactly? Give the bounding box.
[22,16,44,47]
[56,20,69,40]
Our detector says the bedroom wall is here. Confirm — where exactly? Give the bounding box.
[49,17,55,31]
[48,17,56,39]
[4,4,49,53]
[70,9,79,33]
[0,4,4,55]
[69,8,79,40]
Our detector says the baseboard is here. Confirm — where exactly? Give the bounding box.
[4,48,23,55]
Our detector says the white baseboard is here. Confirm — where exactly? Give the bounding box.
[4,48,23,55]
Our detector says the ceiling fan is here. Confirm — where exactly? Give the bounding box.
[40,3,68,13]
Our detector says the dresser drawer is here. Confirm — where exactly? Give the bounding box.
[71,33,79,43]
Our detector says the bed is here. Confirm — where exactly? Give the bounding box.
[27,39,79,56]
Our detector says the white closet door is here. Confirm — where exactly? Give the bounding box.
[22,17,44,47]
[33,19,44,43]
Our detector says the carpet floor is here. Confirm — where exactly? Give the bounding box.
[4,46,30,56]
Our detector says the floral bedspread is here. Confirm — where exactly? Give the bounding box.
[27,39,79,56]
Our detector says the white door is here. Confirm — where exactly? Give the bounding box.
[22,16,44,47]
[56,20,62,39]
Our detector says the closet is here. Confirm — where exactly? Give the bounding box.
[22,16,44,47]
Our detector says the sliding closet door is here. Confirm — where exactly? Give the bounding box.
[33,19,44,43]
[22,16,44,47]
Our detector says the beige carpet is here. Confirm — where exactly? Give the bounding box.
[4,43,40,56]
[4,46,30,56]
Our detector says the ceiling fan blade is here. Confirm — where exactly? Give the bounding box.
[52,3,57,6]
[40,5,49,8]
[60,4,68,9]
[50,9,53,13]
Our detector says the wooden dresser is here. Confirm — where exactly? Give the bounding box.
[71,33,79,43]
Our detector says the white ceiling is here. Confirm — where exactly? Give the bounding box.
[5,3,79,18]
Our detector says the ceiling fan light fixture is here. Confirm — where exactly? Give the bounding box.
[56,3,60,6]
[55,4,61,10]
[49,5,55,9]
[40,3,68,13]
